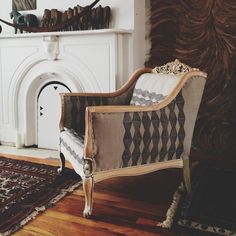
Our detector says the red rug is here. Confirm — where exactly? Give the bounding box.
[0,156,81,235]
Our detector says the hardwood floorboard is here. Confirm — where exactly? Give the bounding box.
[0,152,199,236]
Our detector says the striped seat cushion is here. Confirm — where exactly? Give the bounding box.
[130,73,181,105]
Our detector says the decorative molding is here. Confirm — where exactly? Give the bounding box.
[43,36,59,60]
[152,59,198,75]
[0,29,133,39]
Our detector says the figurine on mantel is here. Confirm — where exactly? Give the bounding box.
[40,4,111,31]
[10,10,38,34]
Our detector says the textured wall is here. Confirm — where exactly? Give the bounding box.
[146,0,236,155]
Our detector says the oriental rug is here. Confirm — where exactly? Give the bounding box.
[0,156,81,236]
[161,162,236,236]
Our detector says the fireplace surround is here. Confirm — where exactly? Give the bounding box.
[0,29,136,149]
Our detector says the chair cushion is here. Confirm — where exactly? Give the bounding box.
[60,128,84,165]
[130,73,181,105]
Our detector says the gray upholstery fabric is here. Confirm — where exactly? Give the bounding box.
[91,76,205,172]
[122,91,185,167]
[60,128,84,176]
[63,96,108,135]
[62,82,136,135]
[92,91,185,171]
[181,76,206,156]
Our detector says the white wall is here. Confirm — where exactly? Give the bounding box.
[0,0,135,34]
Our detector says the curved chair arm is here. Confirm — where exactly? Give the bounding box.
[84,71,206,172]
[86,70,206,114]
[59,68,151,133]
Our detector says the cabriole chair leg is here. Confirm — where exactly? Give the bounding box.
[183,156,192,193]
[58,152,66,174]
[83,175,94,218]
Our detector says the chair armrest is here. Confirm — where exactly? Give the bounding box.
[84,97,184,171]
[86,70,206,114]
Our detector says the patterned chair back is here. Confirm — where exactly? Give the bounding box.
[130,73,181,105]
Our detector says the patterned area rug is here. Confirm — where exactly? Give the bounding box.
[0,156,81,236]
[162,162,236,235]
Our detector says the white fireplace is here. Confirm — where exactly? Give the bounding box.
[0,29,140,149]
[0,0,147,150]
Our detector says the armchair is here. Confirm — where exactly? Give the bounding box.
[58,59,206,218]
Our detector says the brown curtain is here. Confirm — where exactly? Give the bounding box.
[146,0,236,156]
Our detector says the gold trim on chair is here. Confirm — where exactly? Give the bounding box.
[152,59,199,75]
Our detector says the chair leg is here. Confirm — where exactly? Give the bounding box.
[83,175,94,218]
[57,152,66,174]
[183,156,191,193]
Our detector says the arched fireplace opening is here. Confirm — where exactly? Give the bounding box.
[15,60,99,149]
[37,81,71,150]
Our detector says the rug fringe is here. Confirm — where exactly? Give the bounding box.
[0,181,82,236]
[157,184,184,229]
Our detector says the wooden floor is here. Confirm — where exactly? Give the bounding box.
[0,151,221,236]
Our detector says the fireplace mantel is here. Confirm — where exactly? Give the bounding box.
[0,29,132,39]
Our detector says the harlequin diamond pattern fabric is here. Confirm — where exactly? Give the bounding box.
[130,88,167,105]
[62,82,136,136]
[67,96,108,135]
[122,91,185,167]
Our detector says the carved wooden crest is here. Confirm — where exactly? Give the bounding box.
[152,59,199,75]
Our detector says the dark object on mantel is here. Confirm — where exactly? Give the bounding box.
[40,4,111,31]
[91,5,111,30]
[0,25,2,34]
[10,10,38,34]
[0,0,100,33]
